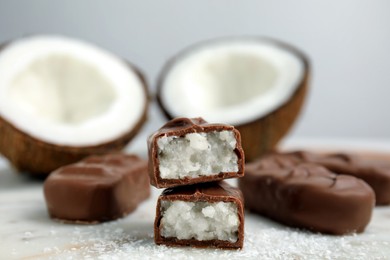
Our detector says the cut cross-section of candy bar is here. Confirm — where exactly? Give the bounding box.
[155,181,244,249]
[148,117,245,188]
[44,153,150,223]
[239,154,375,235]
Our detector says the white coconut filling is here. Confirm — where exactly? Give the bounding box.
[0,36,145,146]
[157,131,238,179]
[161,39,305,125]
[160,200,239,242]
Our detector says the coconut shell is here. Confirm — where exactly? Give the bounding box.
[236,69,309,161]
[156,37,310,162]
[0,56,149,177]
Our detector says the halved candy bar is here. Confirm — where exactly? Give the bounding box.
[44,153,150,223]
[148,117,244,188]
[155,181,244,249]
[238,155,375,235]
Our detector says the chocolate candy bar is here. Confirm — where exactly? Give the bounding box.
[239,155,375,235]
[287,151,390,205]
[44,153,150,223]
[148,117,244,188]
[155,181,244,249]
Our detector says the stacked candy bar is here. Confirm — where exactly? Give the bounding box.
[148,117,245,249]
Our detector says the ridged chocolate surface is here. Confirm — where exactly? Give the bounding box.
[148,117,245,188]
[286,151,390,205]
[239,154,375,235]
[155,181,244,249]
[44,153,150,223]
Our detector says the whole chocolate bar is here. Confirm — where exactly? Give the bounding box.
[148,117,245,188]
[155,181,244,249]
[44,153,150,223]
[287,151,390,205]
[239,155,375,235]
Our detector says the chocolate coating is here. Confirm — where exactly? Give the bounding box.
[44,153,150,223]
[239,155,375,235]
[287,151,390,205]
[148,117,245,188]
[155,181,244,249]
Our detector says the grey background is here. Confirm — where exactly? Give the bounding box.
[0,0,389,139]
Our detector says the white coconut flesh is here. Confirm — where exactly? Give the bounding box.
[160,200,239,242]
[160,39,305,125]
[157,130,239,179]
[0,36,146,146]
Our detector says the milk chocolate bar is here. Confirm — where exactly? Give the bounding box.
[148,117,245,188]
[238,155,375,235]
[287,151,390,205]
[155,181,244,249]
[44,153,150,223]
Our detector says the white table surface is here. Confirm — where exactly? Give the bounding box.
[1,112,390,259]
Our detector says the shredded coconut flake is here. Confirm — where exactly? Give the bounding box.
[33,213,390,260]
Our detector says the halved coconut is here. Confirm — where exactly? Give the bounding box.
[0,35,148,176]
[157,37,309,161]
